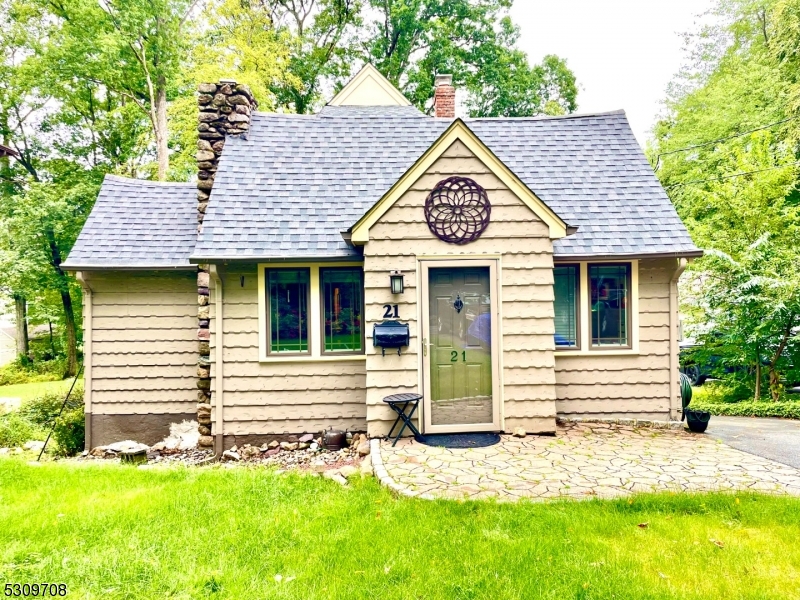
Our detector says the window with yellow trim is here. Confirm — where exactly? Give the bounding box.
[266,268,310,354]
[321,267,364,354]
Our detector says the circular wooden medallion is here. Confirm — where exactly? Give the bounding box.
[423,176,491,244]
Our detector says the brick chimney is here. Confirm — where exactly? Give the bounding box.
[433,74,455,118]
[195,80,257,449]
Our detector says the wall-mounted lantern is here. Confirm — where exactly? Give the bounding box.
[390,270,405,294]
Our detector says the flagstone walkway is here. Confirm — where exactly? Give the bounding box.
[370,421,800,501]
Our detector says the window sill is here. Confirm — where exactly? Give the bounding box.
[555,348,639,357]
[259,355,367,364]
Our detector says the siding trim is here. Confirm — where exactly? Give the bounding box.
[76,271,93,450]
[557,260,640,356]
[257,261,366,362]
[210,265,224,454]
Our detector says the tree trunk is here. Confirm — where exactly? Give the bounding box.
[48,320,55,357]
[768,315,796,402]
[45,227,78,377]
[754,360,761,403]
[155,76,169,181]
[13,294,29,359]
[61,289,78,377]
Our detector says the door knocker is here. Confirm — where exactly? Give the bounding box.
[453,294,464,314]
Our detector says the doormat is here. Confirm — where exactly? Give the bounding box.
[415,433,500,448]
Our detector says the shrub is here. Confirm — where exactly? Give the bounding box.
[691,400,800,420]
[693,378,795,403]
[19,386,83,426]
[52,406,85,456]
[0,412,46,447]
[18,387,84,455]
[0,357,67,386]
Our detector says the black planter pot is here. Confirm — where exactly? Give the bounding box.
[685,409,711,433]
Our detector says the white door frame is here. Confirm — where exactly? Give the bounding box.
[419,258,502,434]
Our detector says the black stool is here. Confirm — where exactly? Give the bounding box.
[383,393,422,446]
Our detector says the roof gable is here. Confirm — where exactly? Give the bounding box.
[328,64,411,107]
[349,118,569,243]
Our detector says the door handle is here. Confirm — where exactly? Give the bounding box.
[423,338,428,356]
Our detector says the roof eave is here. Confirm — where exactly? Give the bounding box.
[188,254,364,264]
[552,249,703,261]
[62,263,197,272]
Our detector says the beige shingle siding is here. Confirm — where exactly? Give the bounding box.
[88,271,197,416]
[554,259,675,420]
[209,265,367,435]
[364,140,558,435]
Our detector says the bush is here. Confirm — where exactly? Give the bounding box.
[18,386,83,426]
[0,386,84,452]
[693,378,794,403]
[0,412,46,447]
[691,400,800,420]
[20,387,84,455]
[52,406,85,456]
[0,357,67,386]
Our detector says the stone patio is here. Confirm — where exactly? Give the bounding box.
[370,421,800,501]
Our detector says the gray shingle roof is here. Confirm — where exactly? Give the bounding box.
[193,108,698,260]
[63,175,197,269]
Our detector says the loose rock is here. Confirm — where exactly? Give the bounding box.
[338,465,358,478]
[357,442,370,456]
[512,427,527,438]
[323,470,348,486]
[222,450,241,462]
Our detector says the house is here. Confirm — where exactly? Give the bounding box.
[63,65,701,452]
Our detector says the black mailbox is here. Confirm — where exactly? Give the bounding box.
[373,320,410,356]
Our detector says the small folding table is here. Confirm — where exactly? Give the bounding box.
[382,393,422,446]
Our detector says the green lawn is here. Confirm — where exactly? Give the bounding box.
[0,379,72,403]
[2,460,800,599]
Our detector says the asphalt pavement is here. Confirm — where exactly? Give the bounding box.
[708,416,800,469]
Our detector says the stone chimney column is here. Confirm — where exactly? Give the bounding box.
[433,74,455,119]
[195,80,257,449]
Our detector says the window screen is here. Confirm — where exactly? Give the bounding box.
[554,265,579,348]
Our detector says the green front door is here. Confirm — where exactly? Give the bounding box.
[428,266,494,428]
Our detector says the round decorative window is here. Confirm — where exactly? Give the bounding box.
[423,176,491,244]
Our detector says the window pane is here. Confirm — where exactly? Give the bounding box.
[268,269,309,353]
[322,268,363,353]
[590,264,629,347]
[554,265,579,348]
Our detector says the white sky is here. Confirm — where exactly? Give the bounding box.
[510,0,716,146]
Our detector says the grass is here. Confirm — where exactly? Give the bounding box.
[0,379,72,404]
[2,460,800,599]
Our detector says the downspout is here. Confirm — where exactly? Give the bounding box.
[209,265,224,456]
[75,271,93,450]
[669,258,688,420]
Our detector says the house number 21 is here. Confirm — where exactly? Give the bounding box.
[450,351,467,362]
[383,304,399,318]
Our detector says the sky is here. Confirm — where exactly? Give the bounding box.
[510,0,717,146]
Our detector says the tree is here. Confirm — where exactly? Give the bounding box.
[0,0,136,375]
[40,0,200,180]
[362,0,576,116]
[653,0,800,400]
[170,0,300,177]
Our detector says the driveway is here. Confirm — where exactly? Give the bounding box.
[372,422,800,500]
[708,416,800,470]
